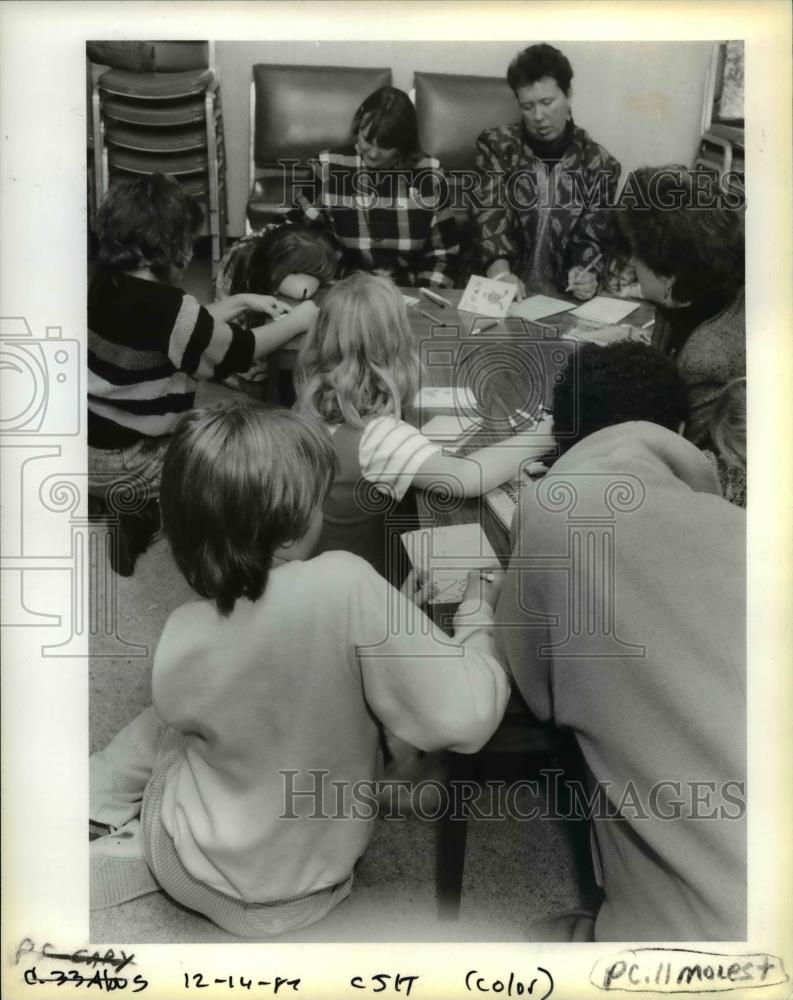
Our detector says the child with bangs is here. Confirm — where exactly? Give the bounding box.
[89,403,509,936]
[296,272,556,583]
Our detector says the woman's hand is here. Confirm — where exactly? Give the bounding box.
[566,266,598,301]
[400,568,436,607]
[461,567,506,609]
[244,294,292,318]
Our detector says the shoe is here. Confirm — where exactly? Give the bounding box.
[109,499,161,577]
[90,818,159,909]
[529,907,597,942]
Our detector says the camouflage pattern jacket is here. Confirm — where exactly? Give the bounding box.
[472,121,621,291]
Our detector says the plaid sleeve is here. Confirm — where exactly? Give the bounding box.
[292,154,334,231]
[415,167,460,288]
[472,131,521,272]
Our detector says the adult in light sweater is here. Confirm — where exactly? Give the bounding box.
[495,342,746,941]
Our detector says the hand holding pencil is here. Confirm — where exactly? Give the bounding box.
[566,253,602,301]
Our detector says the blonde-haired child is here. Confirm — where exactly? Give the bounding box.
[89,403,509,934]
[296,272,554,580]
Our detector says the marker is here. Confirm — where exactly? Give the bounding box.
[420,287,453,309]
[418,307,453,327]
[641,319,655,330]
[566,253,602,292]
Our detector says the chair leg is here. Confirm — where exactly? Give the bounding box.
[435,752,473,920]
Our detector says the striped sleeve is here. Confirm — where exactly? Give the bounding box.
[166,293,255,378]
[359,415,441,501]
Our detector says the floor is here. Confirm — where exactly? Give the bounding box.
[89,244,590,942]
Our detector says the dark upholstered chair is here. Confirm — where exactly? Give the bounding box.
[246,64,392,232]
[414,71,517,172]
[414,72,517,280]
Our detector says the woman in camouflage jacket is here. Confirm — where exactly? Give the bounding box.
[472,44,620,301]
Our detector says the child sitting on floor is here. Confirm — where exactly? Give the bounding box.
[89,403,509,936]
[295,272,555,583]
[88,174,319,575]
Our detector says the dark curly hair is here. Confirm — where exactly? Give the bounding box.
[552,341,689,452]
[615,166,744,307]
[96,173,203,282]
[160,404,338,615]
[351,86,421,162]
[228,225,337,296]
[507,44,574,95]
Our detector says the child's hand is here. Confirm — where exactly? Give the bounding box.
[566,266,598,301]
[461,567,505,609]
[245,294,292,319]
[400,567,436,606]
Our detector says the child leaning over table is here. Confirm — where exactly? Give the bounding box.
[296,272,556,586]
[89,404,509,936]
[88,174,320,576]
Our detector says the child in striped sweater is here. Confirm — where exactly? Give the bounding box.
[88,173,318,575]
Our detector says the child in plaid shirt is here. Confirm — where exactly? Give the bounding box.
[294,86,459,289]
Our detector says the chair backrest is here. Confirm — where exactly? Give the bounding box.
[414,71,517,171]
[251,63,392,168]
[87,40,209,73]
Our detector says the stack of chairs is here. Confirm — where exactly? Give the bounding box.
[89,41,227,276]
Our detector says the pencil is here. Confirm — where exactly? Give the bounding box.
[420,287,453,309]
[418,307,452,327]
[641,319,655,330]
[477,318,499,332]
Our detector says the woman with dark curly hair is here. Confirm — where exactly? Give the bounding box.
[473,44,621,301]
[615,166,745,448]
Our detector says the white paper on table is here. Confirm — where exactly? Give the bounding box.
[402,294,420,307]
[457,275,518,317]
[561,320,635,346]
[414,385,478,410]
[421,413,482,441]
[508,294,578,321]
[569,296,641,324]
[401,523,498,605]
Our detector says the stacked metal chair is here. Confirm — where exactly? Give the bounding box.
[89,41,227,276]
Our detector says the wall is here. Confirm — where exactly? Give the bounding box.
[215,40,715,236]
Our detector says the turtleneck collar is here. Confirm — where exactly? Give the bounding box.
[523,117,575,164]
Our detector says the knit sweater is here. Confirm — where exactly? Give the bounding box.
[153,550,509,903]
[676,287,746,447]
[88,271,255,449]
[495,422,746,941]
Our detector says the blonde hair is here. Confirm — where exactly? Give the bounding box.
[296,272,421,427]
[710,377,746,471]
